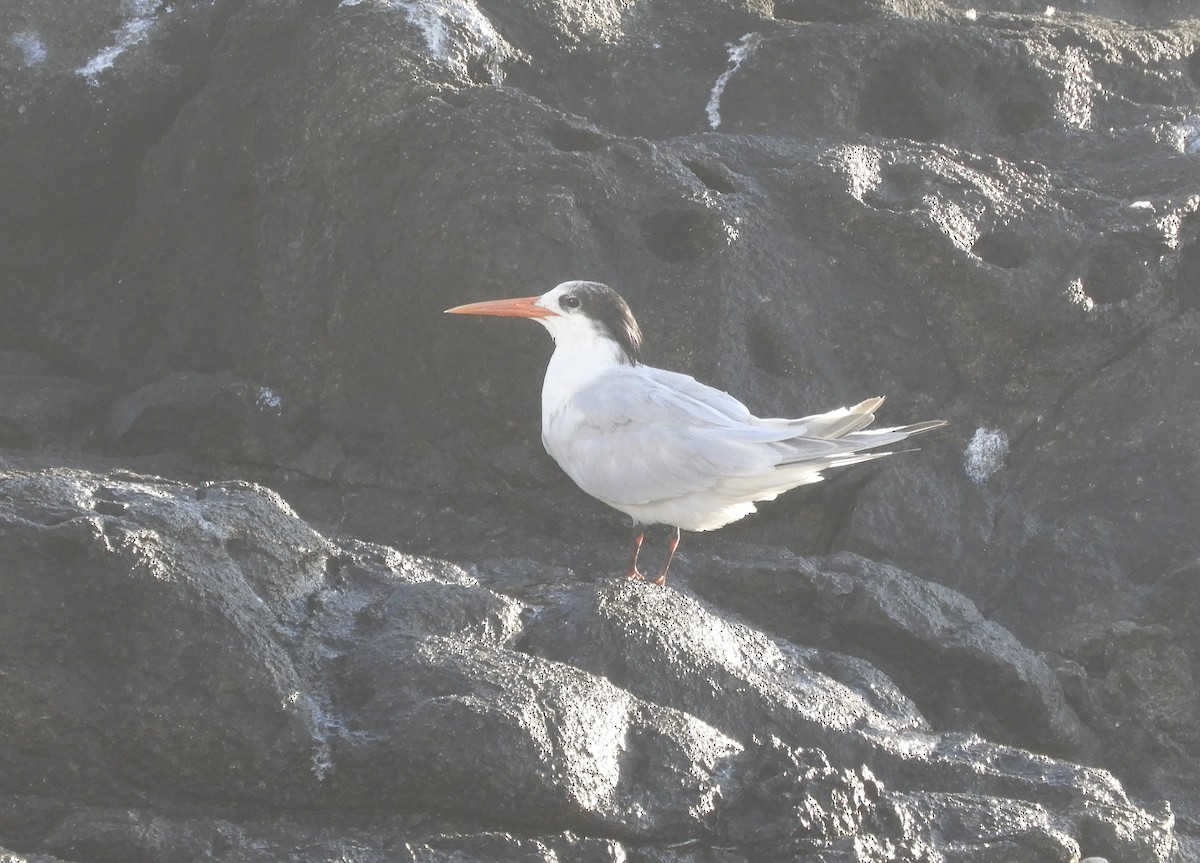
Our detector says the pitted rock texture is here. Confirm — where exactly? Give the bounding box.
[0,467,1183,861]
[2,0,1199,858]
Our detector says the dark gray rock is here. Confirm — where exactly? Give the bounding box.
[0,361,105,449]
[25,807,626,863]
[1050,566,1200,836]
[516,574,1176,862]
[519,576,931,758]
[4,0,1200,857]
[36,0,1192,675]
[680,547,1095,758]
[0,469,332,805]
[0,0,218,364]
[104,370,310,463]
[0,463,1183,861]
[333,633,741,838]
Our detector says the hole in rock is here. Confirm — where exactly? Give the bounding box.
[997,98,1050,135]
[1170,239,1200,311]
[862,162,928,213]
[436,89,473,109]
[325,553,348,581]
[859,67,943,143]
[306,591,324,617]
[1084,238,1154,305]
[93,500,128,517]
[972,232,1029,269]
[545,124,608,152]
[464,56,500,87]
[880,163,926,199]
[684,159,737,193]
[1188,47,1200,87]
[641,210,725,262]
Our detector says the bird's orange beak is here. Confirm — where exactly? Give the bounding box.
[443,296,557,318]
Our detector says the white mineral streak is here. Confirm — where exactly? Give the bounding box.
[706,33,760,130]
[340,0,513,85]
[76,0,159,84]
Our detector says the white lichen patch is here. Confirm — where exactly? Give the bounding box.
[964,427,1009,485]
[257,386,283,414]
[12,29,48,66]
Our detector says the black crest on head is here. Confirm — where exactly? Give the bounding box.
[565,282,643,364]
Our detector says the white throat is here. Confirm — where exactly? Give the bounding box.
[539,318,629,429]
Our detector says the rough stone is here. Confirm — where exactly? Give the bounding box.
[4,0,1200,857]
[0,464,1183,861]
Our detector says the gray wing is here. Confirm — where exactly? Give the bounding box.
[548,367,858,508]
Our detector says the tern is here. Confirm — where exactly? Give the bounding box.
[446,281,946,585]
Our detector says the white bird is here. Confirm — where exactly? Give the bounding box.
[446,281,946,585]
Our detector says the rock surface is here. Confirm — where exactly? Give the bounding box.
[2,0,1199,859]
[0,467,1183,861]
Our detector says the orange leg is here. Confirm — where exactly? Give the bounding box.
[652,526,681,586]
[624,525,645,580]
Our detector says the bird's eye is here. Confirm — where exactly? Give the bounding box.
[562,296,582,310]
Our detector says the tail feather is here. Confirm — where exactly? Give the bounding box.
[717,450,894,499]
[773,419,944,466]
[647,404,947,532]
[789,396,886,440]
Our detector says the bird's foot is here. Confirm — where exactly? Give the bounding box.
[623,568,666,586]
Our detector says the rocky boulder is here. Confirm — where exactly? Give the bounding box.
[0,466,1182,861]
[2,0,1199,858]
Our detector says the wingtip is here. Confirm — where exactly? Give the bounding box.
[907,419,950,434]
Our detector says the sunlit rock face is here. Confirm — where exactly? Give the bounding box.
[0,471,1183,861]
[2,0,1200,860]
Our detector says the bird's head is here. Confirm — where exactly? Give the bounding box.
[445,281,643,364]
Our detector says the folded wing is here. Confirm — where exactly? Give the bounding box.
[544,366,945,521]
